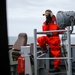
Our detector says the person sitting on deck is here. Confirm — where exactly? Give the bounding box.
[37,9,62,72]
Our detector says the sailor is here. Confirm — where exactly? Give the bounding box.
[37,9,62,72]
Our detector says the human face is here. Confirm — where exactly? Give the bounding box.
[43,10,52,17]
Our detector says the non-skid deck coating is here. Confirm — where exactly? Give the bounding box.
[38,66,74,75]
[39,69,67,75]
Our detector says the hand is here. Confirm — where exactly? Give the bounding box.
[47,33,52,37]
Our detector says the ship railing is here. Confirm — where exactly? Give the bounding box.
[33,27,73,75]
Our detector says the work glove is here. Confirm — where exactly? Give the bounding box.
[47,32,53,37]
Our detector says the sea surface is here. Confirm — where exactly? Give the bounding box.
[8,36,75,45]
[8,36,34,45]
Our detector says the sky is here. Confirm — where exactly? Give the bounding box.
[6,0,75,37]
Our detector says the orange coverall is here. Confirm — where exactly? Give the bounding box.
[37,15,61,69]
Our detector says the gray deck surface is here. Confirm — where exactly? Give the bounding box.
[38,66,70,75]
[39,69,67,75]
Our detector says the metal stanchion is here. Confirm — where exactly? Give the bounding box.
[34,29,37,75]
[67,27,72,75]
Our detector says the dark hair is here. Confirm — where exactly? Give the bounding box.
[45,9,52,13]
[46,14,52,25]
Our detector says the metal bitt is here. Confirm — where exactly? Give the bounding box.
[67,27,72,75]
[34,29,37,75]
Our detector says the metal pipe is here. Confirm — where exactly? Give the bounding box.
[37,30,67,34]
[37,57,72,60]
[37,51,43,54]
[67,27,72,75]
[33,29,37,75]
[37,53,46,58]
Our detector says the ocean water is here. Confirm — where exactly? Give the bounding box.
[8,36,34,45]
[8,36,75,45]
